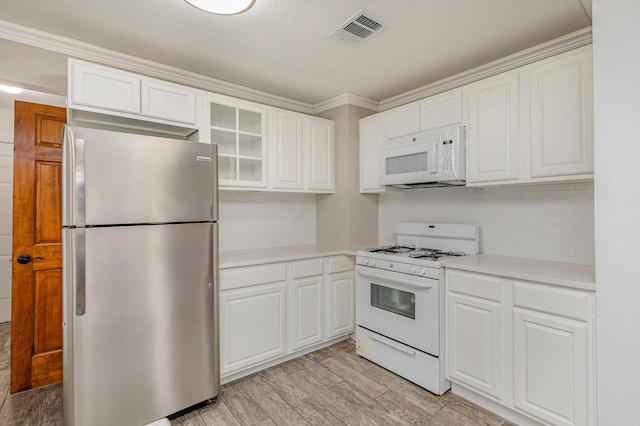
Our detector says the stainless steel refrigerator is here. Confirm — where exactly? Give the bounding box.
[62,125,219,426]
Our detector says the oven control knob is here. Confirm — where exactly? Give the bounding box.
[419,268,427,276]
[409,266,417,274]
[363,258,369,265]
[370,260,376,267]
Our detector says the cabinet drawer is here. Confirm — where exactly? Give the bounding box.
[513,280,591,321]
[292,259,324,279]
[220,263,287,291]
[446,269,502,302]
[327,256,354,274]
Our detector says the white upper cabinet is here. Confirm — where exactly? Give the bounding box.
[68,59,198,136]
[359,114,385,193]
[529,48,594,178]
[419,89,463,131]
[204,94,268,189]
[270,109,334,193]
[271,110,304,190]
[467,73,521,183]
[304,116,334,192]
[466,46,594,186]
[140,79,196,125]
[383,103,420,140]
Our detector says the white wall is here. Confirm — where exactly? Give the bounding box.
[316,104,378,247]
[593,0,640,423]
[379,182,594,265]
[218,191,316,251]
[0,107,14,323]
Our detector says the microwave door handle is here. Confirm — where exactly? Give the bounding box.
[429,143,438,173]
[358,268,434,290]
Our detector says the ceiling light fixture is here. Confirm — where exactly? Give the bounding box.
[184,0,255,15]
[0,84,23,94]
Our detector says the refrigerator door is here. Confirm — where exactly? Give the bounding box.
[63,125,218,227]
[63,222,219,426]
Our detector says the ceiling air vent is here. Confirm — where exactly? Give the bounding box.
[328,10,389,47]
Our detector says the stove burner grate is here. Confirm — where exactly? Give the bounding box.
[409,249,466,260]
[366,244,416,254]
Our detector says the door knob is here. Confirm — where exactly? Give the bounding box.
[16,254,44,264]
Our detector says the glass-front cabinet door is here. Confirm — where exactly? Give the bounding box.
[203,95,267,188]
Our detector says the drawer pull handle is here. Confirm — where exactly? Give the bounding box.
[370,334,416,356]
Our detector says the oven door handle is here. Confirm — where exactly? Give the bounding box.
[358,269,434,290]
[370,334,416,356]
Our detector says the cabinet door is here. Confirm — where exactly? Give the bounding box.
[326,271,355,338]
[419,89,463,131]
[69,59,140,114]
[305,117,334,192]
[447,292,503,399]
[529,48,594,178]
[141,79,196,125]
[271,110,303,190]
[359,114,385,193]
[206,96,267,188]
[289,276,323,351]
[220,282,286,375]
[382,103,420,140]
[513,309,588,426]
[467,73,521,184]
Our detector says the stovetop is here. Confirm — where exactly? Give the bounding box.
[363,244,466,261]
[356,222,479,275]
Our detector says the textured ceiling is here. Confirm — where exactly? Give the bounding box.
[0,0,591,104]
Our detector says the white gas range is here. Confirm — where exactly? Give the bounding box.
[355,222,479,395]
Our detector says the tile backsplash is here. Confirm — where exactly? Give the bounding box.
[378,182,594,265]
[219,191,316,251]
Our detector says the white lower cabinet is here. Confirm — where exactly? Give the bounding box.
[220,282,286,375]
[220,255,354,381]
[447,292,503,399]
[445,267,595,426]
[289,259,325,351]
[325,256,356,339]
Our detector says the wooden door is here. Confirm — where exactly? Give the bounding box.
[11,101,66,393]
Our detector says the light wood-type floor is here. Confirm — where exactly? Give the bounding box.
[0,323,515,425]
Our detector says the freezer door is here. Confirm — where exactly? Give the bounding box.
[63,223,219,426]
[63,125,218,226]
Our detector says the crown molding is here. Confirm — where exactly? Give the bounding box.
[380,27,593,111]
[0,19,315,114]
[0,19,592,116]
[313,92,379,114]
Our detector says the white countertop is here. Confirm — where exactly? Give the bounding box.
[444,254,595,291]
[220,244,361,269]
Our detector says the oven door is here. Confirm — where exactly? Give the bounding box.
[356,265,440,356]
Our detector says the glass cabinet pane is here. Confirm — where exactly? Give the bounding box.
[218,156,237,180]
[210,103,237,130]
[239,109,262,134]
[238,134,262,158]
[370,284,416,319]
[211,129,236,155]
[239,158,262,182]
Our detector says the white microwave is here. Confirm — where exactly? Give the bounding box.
[380,125,466,188]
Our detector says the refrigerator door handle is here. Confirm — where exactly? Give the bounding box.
[62,126,87,228]
[75,229,87,316]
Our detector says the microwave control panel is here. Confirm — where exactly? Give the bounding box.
[440,140,454,171]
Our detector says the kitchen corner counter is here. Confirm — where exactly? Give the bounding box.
[220,244,361,269]
[444,254,595,291]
